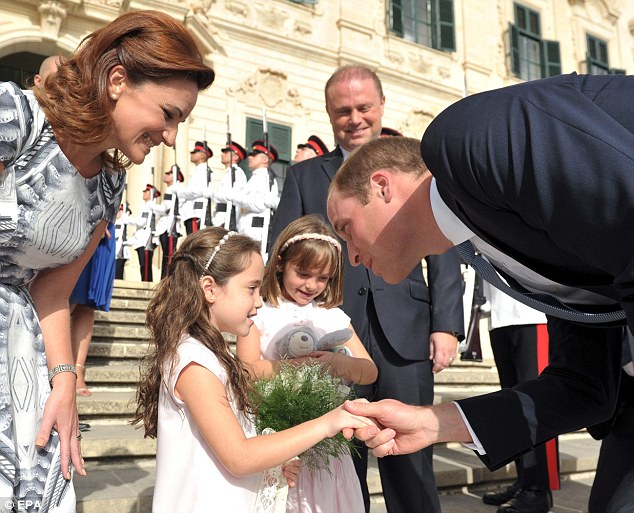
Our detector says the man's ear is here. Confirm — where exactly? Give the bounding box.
[200,275,217,304]
[369,171,393,202]
[107,65,128,97]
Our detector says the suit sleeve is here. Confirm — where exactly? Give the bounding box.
[426,248,465,338]
[457,316,623,470]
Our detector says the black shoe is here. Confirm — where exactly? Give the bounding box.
[497,489,552,513]
[78,422,91,432]
[483,483,520,505]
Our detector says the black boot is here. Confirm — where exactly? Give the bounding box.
[497,489,552,513]
[483,483,520,505]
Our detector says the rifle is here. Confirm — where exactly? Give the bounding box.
[144,168,157,282]
[169,166,181,239]
[203,127,213,228]
[145,169,157,252]
[461,269,485,362]
[261,109,276,257]
[226,115,237,231]
[117,183,128,260]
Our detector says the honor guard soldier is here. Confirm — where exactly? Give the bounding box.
[150,165,184,278]
[380,126,403,137]
[129,184,160,282]
[177,141,212,234]
[114,203,133,280]
[203,141,247,230]
[294,134,329,163]
[228,139,279,255]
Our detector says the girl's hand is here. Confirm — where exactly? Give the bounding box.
[307,350,336,363]
[36,373,86,479]
[282,457,301,488]
[323,402,376,439]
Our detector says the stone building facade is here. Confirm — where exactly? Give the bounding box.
[1,0,632,276]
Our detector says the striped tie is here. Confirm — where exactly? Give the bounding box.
[457,240,625,324]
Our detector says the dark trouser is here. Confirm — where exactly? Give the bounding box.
[352,291,440,513]
[115,259,126,280]
[185,218,200,235]
[135,247,153,282]
[588,371,634,513]
[490,324,560,491]
[159,232,180,278]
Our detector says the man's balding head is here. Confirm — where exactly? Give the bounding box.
[34,56,62,88]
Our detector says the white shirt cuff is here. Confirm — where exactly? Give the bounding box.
[453,401,487,455]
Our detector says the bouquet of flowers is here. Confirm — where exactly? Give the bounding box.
[251,361,357,474]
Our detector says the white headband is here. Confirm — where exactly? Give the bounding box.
[200,231,238,279]
[280,233,341,253]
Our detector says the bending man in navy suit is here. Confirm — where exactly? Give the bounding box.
[327,73,634,512]
[270,65,465,513]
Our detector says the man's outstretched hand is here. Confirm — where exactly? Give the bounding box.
[343,399,472,457]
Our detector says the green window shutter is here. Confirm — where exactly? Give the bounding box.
[269,124,292,163]
[245,118,263,149]
[609,68,626,75]
[509,23,520,77]
[541,40,561,78]
[390,0,404,37]
[436,0,455,51]
[245,118,292,163]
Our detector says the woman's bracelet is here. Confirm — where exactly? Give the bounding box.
[48,364,77,386]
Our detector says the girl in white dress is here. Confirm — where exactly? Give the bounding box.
[237,215,378,513]
[133,227,372,513]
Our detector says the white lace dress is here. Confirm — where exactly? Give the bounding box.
[254,299,365,513]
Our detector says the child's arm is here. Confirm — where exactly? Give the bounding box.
[309,324,378,385]
[236,325,281,378]
[175,362,372,477]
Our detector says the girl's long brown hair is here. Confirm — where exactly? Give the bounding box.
[34,10,214,173]
[262,214,344,308]
[132,228,260,438]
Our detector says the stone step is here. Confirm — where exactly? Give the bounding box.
[89,341,150,360]
[79,362,501,399]
[74,431,601,513]
[78,390,137,418]
[112,279,156,297]
[81,423,155,460]
[433,366,500,385]
[93,324,151,340]
[107,297,152,311]
[95,310,147,325]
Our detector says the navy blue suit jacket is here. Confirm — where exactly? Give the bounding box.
[422,72,634,326]
[270,147,464,361]
[421,73,632,469]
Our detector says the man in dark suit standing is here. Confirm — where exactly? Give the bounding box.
[327,74,633,512]
[270,65,465,513]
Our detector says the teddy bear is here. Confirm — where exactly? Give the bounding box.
[273,326,353,359]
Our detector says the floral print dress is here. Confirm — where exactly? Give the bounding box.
[0,82,124,512]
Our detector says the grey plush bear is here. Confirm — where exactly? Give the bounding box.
[273,327,353,359]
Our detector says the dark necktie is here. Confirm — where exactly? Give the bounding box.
[457,240,625,324]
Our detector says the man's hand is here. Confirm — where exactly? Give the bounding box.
[429,331,458,373]
[343,399,472,457]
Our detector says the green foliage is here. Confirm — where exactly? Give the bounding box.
[251,362,357,474]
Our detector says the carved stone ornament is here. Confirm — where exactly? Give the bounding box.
[230,69,308,114]
[38,0,68,40]
[188,0,213,16]
[568,0,622,23]
[402,109,435,138]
